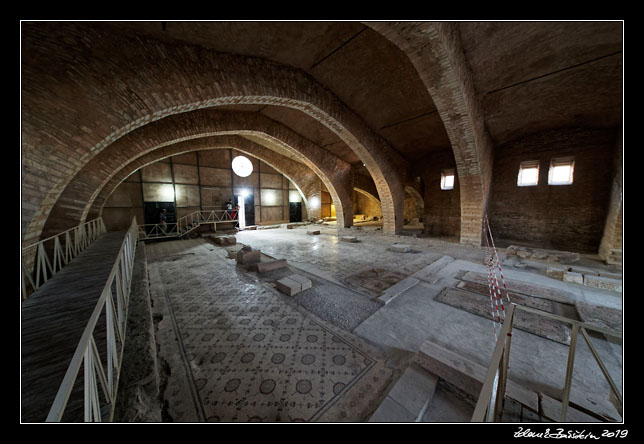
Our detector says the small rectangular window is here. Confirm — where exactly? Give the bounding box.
[441,169,455,190]
[517,160,540,186]
[548,157,575,185]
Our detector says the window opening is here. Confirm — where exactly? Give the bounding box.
[548,157,575,185]
[517,160,539,186]
[441,169,455,190]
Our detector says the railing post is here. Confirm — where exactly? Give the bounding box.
[561,323,580,422]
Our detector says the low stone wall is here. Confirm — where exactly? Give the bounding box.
[113,243,163,422]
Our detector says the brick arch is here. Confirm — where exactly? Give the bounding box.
[88,135,324,221]
[21,23,406,247]
[42,110,355,240]
[366,22,495,245]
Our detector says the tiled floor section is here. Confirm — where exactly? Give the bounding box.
[147,240,393,422]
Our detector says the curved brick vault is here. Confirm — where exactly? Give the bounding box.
[366,22,495,245]
[88,135,327,222]
[21,23,407,247]
[41,110,356,240]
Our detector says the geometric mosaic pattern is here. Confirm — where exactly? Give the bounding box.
[149,241,392,422]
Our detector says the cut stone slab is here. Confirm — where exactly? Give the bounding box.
[416,340,539,413]
[255,259,288,273]
[368,396,415,423]
[411,256,454,284]
[306,230,320,235]
[276,277,302,296]
[583,275,622,293]
[378,277,419,305]
[563,271,584,285]
[280,223,294,229]
[288,274,312,291]
[388,243,412,253]
[340,235,359,243]
[546,267,565,280]
[387,364,439,417]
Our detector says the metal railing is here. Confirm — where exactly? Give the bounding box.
[472,302,623,422]
[45,217,139,422]
[138,210,238,240]
[21,218,107,301]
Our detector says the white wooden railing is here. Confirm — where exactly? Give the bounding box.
[138,209,237,240]
[21,218,107,301]
[45,217,139,422]
[472,303,623,422]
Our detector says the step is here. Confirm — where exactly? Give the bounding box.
[368,364,438,422]
[415,340,539,413]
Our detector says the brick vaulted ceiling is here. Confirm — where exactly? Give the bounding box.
[20,21,623,243]
[93,20,622,165]
[96,21,452,168]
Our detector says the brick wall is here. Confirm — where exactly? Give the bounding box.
[368,22,494,245]
[40,110,353,240]
[418,150,461,237]
[21,23,405,247]
[488,127,616,253]
[102,149,305,231]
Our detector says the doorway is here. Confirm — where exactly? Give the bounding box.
[289,202,302,223]
[144,202,176,234]
[234,193,255,227]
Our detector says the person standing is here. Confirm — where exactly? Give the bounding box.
[159,208,168,234]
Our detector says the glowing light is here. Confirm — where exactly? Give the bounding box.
[263,190,277,205]
[240,188,250,197]
[160,184,175,201]
[232,155,253,177]
[308,197,320,208]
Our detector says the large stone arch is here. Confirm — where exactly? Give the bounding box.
[367,22,495,245]
[21,22,406,247]
[41,110,355,240]
[89,135,324,222]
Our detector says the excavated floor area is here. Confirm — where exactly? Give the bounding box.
[119,225,623,423]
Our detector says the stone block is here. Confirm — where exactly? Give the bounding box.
[388,243,412,253]
[563,271,584,285]
[411,256,454,284]
[280,223,294,229]
[378,277,419,305]
[387,364,438,416]
[546,267,565,280]
[211,235,237,246]
[236,247,261,265]
[340,235,359,243]
[288,274,312,291]
[583,275,622,293]
[307,230,320,235]
[416,340,538,412]
[255,259,288,273]
[368,396,415,423]
[276,277,301,296]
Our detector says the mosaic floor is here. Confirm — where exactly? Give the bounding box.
[147,240,393,422]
